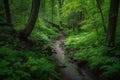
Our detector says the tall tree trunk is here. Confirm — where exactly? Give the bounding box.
[0,0,5,23]
[19,0,41,39]
[96,0,106,33]
[3,0,12,26]
[107,0,120,47]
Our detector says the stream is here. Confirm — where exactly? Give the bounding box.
[53,32,103,80]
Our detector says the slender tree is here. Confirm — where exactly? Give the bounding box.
[96,0,106,33]
[107,0,120,47]
[3,0,12,26]
[19,0,41,39]
[0,0,4,23]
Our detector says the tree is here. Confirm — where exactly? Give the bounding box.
[0,0,4,24]
[3,0,12,26]
[107,0,120,47]
[96,0,106,33]
[18,0,41,39]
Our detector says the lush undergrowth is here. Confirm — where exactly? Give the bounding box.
[0,26,59,80]
[63,3,120,79]
[0,1,60,79]
[64,27,120,80]
[1,0,120,80]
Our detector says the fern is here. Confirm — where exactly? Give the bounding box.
[101,63,120,77]
[0,47,59,80]
[25,57,59,80]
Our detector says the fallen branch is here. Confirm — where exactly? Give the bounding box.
[42,18,60,28]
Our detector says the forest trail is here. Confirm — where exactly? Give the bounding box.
[53,32,103,80]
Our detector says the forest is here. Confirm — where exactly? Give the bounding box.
[0,0,120,80]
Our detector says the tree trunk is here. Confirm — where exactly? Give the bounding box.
[96,0,106,33]
[3,0,12,26]
[107,0,120,47]
[19,0,41,39]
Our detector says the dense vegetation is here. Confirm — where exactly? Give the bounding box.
[0,0,120,80]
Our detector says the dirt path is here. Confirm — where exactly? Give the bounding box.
[52,32,103,80]
[53,33,84,80]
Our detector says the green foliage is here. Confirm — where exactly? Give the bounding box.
[65,32,102,50]
[29,19,59,54]
[0,47,58,80]
[0,47,31,80]
[63,0,120,79]
[32,18,59,39]
[0,27,16,45]
[1,0,120,80]
[101,63,120,77]
[25,57,59,80]
[0,20,59,80]
[65,29,120,79]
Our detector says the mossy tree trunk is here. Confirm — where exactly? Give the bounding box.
[107,0,120,47]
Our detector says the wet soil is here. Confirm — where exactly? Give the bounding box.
[53,32,103,80]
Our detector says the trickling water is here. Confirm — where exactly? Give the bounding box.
[53,32,104,80]
[53,32,84,80]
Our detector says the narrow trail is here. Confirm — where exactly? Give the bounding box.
[52,32,103,80]
[53,32,83,80]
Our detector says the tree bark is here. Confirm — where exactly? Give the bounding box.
[3,0,12,26]
[107,0,120,47]
[19,0,41,39]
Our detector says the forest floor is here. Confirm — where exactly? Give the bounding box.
[52,32,103,80]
